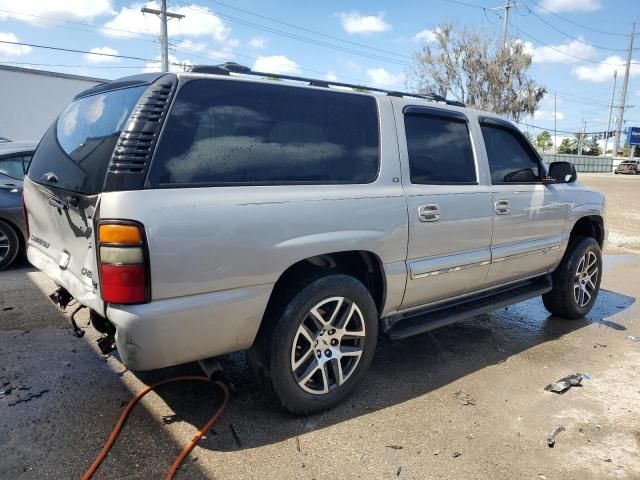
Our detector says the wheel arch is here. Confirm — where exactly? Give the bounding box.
[569,215,604,247]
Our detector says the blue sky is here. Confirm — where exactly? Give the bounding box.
[0,0,638,137]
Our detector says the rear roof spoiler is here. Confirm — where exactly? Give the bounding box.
[73,73,170,100]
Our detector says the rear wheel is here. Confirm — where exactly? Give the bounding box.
[0,220,20,271]
[543,236,602,319]
[249,274,378,414]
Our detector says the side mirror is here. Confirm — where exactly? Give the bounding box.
[548,161,577,184]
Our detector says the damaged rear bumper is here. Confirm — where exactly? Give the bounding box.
[105,283,272,370]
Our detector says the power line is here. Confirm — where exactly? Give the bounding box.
[0,61,147,69]
[0,8,159,41]
[0,40,160,63]
[171,0,411,67]
[508,23,638,65]
[521,5,628,52]
[527,0,640,37]
[194,0,413,60]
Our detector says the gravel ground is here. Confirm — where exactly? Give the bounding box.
[1,175,639,479]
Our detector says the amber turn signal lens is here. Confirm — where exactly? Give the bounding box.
[99,224,142,245]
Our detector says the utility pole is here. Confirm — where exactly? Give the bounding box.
[554,91,557,159]
[141,0,184,72]
[491,0,524,48]
[604,70,617,157]
[613,22,635,157]
[578,120,586,156]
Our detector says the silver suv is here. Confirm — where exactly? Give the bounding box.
[24,63,605,414]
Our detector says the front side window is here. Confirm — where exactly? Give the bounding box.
[481,124,541,184]
[148,79,380,186]
[404,113,476,184]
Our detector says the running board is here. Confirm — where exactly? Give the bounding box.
[384,275,552,340]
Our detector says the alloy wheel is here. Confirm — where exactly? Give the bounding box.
[0,229,9,262]
[290,296,366,395]
[573,251,598,308]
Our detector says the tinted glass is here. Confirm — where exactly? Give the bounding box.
[404,113,476,184]
[148,79,379,186]
[481,125,541,183]
[28,86,145,193]
[0,156,25,179]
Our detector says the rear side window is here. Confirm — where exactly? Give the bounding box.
[148,79,380,186]
[28,86,146,194]
[0,155,26,179]
[481,124,541,184]
[404,113,476,184]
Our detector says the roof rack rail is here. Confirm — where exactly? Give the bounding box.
[187,62,465,108]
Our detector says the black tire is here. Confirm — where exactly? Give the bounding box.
[249,274,378,414]
[0,220,20,271]
[543,236,602,319]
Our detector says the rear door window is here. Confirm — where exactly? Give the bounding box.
[147,79,380,186]
[0,155,26,179]
[28,85,146,193]
[404,112,476,184]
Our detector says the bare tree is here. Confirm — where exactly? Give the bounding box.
[407,23,546,121]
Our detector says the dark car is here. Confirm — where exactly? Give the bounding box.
[0,141,36,269]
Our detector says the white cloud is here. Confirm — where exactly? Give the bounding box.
[248,36,266,49]
[104,2,235,47]
[252,55,300,75]
[539,0,601,13]
[0,0,114,22]
[84,46,120,63]
[366,67,405,88]
[572,55,640,82]
[522,38,596,63]
[533,110,565,121]
[0,32,31,57]
[325,70,338,82]
[337,11,391,35]
[414,29,436,43]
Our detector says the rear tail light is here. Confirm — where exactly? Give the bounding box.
[98,222,149,304]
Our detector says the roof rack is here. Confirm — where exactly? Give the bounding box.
[186,62,465,108]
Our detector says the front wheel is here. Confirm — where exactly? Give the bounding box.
[249,274,378,414]
[543,236,602,319]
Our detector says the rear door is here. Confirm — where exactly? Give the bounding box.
[395,105,494,310]
[479,117,566,285]
[24,84,147,314]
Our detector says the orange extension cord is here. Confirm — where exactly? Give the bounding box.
[82,376,229,480]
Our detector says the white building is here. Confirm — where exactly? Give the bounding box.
[0,65,106,142]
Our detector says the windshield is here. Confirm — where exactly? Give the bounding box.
[28,85,146,194]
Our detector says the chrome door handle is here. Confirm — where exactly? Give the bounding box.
[418,204,440,222]
[495,200,511,215]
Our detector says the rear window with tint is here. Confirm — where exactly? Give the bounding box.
[28,86,145,194]
[147,79,380,186]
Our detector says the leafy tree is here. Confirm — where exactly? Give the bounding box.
[582,138,601,156]
[558,138,577,155]
[408,23,546,121]
[534,131,553,153]
[523,130,534,142]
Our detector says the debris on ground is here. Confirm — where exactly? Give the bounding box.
[453,390,476,405]
[396,466,402,476]
[544,373,583,393]
[386,445,403,450]
[547,426,566,447]
[452,451,462,458]
[627,336,639,342]
[7,388,49,406]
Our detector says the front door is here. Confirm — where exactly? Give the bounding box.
[478,118,567,286]
[395,105,494,310]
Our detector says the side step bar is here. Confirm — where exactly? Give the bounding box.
[384,275,552,340]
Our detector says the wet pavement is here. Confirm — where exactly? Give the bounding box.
[1,255,639,479]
